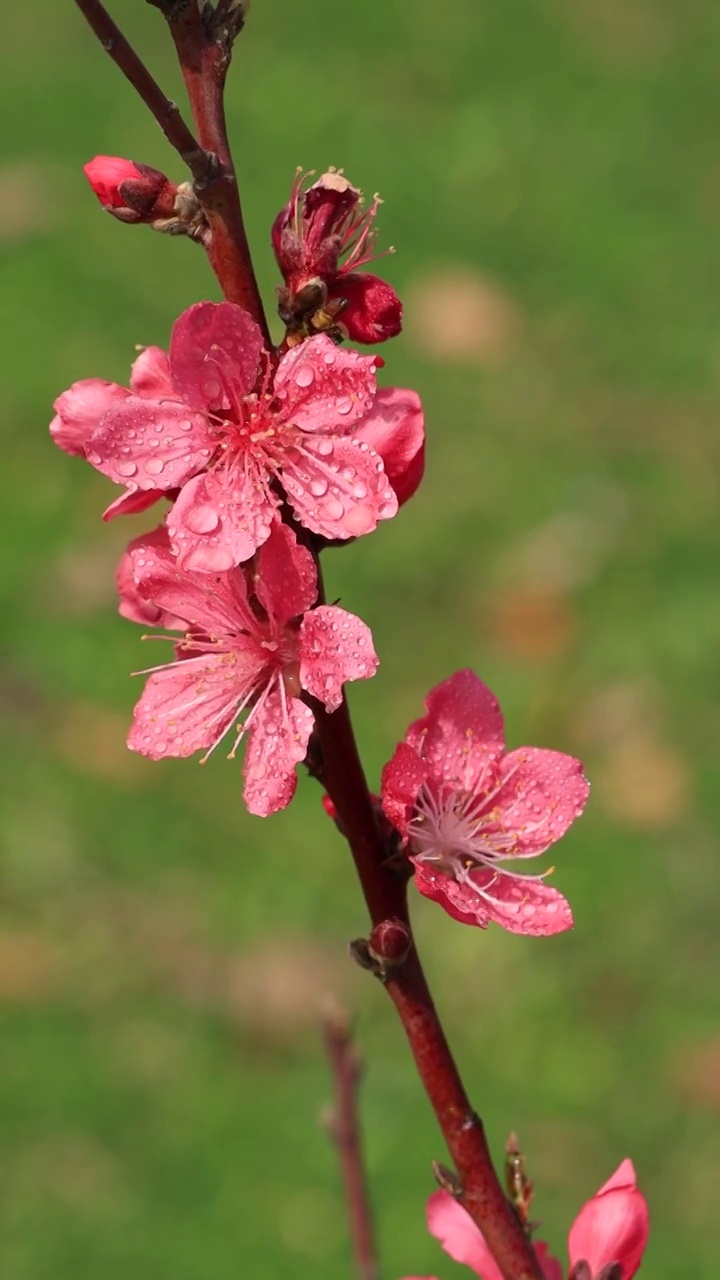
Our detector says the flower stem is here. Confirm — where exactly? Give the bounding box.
[322,1008,379,1280]
[312,697,544,1280]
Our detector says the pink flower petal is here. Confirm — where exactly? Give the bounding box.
[355,386,425,506]
[298,605,378,711]
[87,397,210,490]
[117,527,185,629]
[426,1191,504,1280]
[102,487,165,522]
[130,345,174,399]
[274,335,378,434]
[51,379,129,456]
[413,860,573,936]
[243,687,315,816]
[129,535,257,639]
[406,671,506,794]
[129,653,246,760]
[597,1160,637,1197]
[491,747,590,856]
[282,435,398,541]
[168,468,276,572]
[381,742,430,835]
[569,1165,649,1280]
[254,520,317,624]
[169,300,264,412]
[334,271,403,343]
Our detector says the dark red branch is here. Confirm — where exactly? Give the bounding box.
[322,1009,379,1280]
[149,3,270,342]
[72,0,211,182]
[312,698,543,1280]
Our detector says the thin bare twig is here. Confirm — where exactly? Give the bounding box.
[72,0,213,184]
[322,1009,379,1280]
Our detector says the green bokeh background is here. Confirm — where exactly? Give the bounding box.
[2,2,719,1276]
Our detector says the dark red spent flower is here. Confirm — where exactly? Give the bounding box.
[84,155,178,225]
[272,167,402,345]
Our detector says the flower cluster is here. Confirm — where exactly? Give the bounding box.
[403,1160,649,1280]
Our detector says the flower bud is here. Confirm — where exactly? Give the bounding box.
[367,917,411,969]
[83,155,178,224]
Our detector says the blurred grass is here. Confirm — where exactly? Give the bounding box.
[1,0,719,1276]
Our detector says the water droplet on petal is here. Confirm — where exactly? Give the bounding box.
[324,350,336,365]
[309,478,328,498]
[336,397,353,415]
[179,419,193,432]
[145,457,165,476]
[185,544,235,572]
[322,497,345,521]
[352,481,368,499]
[315,438,333,457]
[344,504,374,536]
[117,460,138,478]
[295,364,315,388]
[184,504,220,534]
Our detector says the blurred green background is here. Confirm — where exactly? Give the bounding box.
[1,1,719,1276]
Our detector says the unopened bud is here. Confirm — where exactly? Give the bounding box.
[84,155,178,224]
[367,917,411,969]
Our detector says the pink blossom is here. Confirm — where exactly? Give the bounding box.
[400,1163,648,1280]
[125,519,378,816]
[53,301,414,569]
[272,168,402,344]
[381,670,589,936]
[84,155,178,224]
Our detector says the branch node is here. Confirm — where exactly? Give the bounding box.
[432,1161,464,1198]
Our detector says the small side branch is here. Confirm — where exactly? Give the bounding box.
[72,0,213,184]
[322,1009,379,1280]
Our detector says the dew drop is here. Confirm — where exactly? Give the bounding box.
[344,504,374,536]
[295,364,315,388]
[145,457,165,476]
[86,450,102,466]
[309,478,328,498]
[336,397,353,415]
[315,438,333,457]
[184,504,220,534]
[185,545,235,572]
[179,419,193,432]
[352,481,368,499]
[324,350,336,365]
[323,497,345,521]
[117,460,138,478]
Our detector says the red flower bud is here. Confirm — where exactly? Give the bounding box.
[83,155,178,225]
[368,918,411,968]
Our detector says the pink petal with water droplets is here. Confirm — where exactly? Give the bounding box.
[102,487,165,522]
[51,379,129,456]
[298,605,378,711]
[334,271,403,344]
[412,858,573,936]
[88,397,210,490]
[117,527,184,629]
[381,742,430,835]
[130,345,174,398]
[282,434,397,541]
[129,652,247,761]
[130,535,257,638]
[492,746,590,856]
[355,386,425,506]
[254,520,317,624]
[169,300,264,412]
[405,670,506,795]
[274,334,378,433]
[168,467,276,572]
[243,687,315,816]
[568,1164,649,1280]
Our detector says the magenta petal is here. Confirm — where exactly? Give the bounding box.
[169,300,264,412]
[381,742,429,836]
[282,435,397,541]
[88,397,210,490]
[254,520,317,623]
[129,535,256,638]
[51,379,129,456]
[355,386,425,506]
[130,345,174,399]
[129,654,242,760]
[117,527,184,629]
[334,271,403,344]
[493,747,590,856]
[243,688,314,816]
[426,1191,504,1280]
[298,606,378,711]
[568,1175,650,1279]
[406,671,506,794]
[273,335,378,433]
[413,860,573,936]
[597,1160,637,1197]
[168,468,276,572]
[102,487,165,522]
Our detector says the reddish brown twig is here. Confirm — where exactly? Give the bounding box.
[72,0,211,180]
[149,2,270,341]
[322,1009,379,1280]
